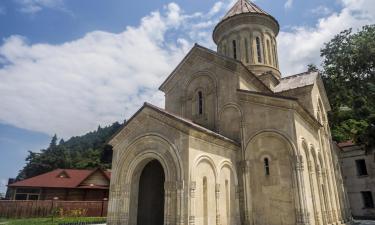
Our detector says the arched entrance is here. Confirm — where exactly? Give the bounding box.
[136,160,165,225]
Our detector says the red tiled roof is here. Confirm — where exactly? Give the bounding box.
[337,140,355,148]
[9,168,111,189]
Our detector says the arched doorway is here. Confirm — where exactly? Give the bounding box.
[137,160,165,225]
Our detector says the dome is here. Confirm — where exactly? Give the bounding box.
[213,0,281,81]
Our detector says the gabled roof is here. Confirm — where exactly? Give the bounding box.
[159,44,272,93]
[222,0,270,21]
[108,102,240,148]
[273,71,318,93]
[9,168,111,189]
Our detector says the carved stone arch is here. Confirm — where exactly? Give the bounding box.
[190,155,218,225]
[185,71,217,97]
[116,133,183,182]
[245,130,298,225]
[191,155,218,182]
[218,103,243,141]
[218,160,239,185]
[217,159,241,225]
[184,71,218,129]
[246,129,298,158]
[110,134,184,225]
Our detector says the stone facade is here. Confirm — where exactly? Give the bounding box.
[107,1,352,224]
[339,142,375,219]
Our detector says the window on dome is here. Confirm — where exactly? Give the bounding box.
[256,37,262,63]
[232,40,237,59]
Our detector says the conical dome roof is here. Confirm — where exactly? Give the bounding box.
[222,0,270,21]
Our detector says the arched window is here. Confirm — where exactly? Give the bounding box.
[264,158,270,175]
[203,177,208,225]
[245,38,249,63]
[267,40,272,65]
[232,40,237,59]
[198,91,203,115]
[256,37,262,63]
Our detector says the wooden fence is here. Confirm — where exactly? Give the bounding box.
[0,200,108,218]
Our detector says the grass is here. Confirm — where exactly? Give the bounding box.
[0,217,106,225]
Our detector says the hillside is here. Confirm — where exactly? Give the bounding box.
[17,122,122,180]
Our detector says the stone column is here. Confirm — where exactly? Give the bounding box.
[316,167,328,225]
[164,181,172,225]
[294,155,310,225]
[238,160,252,225]
[215,184,221,225]
[308,160,321,225]
[177,181,185,225]
[189,181,196,225]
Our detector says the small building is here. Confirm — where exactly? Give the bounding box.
[7,168,110,201]
[339,141,375,219]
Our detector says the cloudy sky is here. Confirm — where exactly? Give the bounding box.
[0,0,374,193]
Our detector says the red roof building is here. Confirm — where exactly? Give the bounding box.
[7,168,111,201]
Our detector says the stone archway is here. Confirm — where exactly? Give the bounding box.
[137,160,165,225]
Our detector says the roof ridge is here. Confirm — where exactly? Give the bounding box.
[281,71,317,80]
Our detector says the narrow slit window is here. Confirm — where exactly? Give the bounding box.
[232,40,237,59]
[245,38,249,63]
[267,40,272,65]
[264,158,270,175]
[256,37,262,63]
[198,91,203,115]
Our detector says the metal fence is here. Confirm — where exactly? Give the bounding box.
[0,200,108,218]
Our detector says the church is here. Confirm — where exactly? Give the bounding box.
[106,1,352,225]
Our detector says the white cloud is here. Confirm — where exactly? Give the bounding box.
[0,1,231,138]
[311,5,332,16]
[1,0,374,139]
[284,0,293,9]
[15,0,66,14]
[278,0,375,75]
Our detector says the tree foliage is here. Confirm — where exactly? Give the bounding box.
[17,122,122,180]
[320,25,375,148]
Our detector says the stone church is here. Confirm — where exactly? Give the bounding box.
[107,1,352,225]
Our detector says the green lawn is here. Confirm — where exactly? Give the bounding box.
[0,217,106,225]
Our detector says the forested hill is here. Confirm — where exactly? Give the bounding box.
[17,122,122,180]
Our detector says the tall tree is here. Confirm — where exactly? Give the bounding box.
[320,25,375,148]
[17,122,122,180]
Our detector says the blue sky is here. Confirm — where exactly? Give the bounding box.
[0,0,374,193]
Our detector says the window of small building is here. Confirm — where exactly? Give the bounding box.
[15,188,40,200]
[356,159,368,176]
[232,40,237,60]
[256,37,262,63]
[264,158,270,176]
[15,194,28,200]
[361,191,374,208]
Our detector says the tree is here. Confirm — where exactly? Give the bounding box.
[320,25,375,148]
[17,122,122,180]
